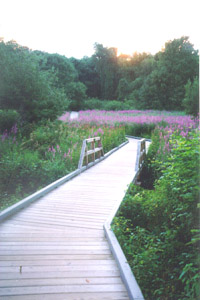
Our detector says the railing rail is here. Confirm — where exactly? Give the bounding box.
[135,138,146,171]
[78,136,104,169]
[134,138,146,185]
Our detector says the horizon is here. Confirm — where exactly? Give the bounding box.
[1,35,198,60]
[0,0,199,59]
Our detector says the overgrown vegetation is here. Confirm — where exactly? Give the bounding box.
[112,127,200,300]
[0,121,125,211]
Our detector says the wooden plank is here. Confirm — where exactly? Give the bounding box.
[0,241,108,246]
[0,284,126,296]
[0,292,129,299]
[0,259,116,267]
[0,245,110,251]
[0,249,111,255]
[0,230,105,237]
[0,254,113,261]
[86,147,103,156]
[1,220,104,231]
[0,270,121,280]
[19,211,107,221]
[0,276,123,287]
[86,137,100,142]
[9,216,104,229]
[0,264,119,273]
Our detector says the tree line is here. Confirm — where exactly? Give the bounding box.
[0,36,199,127]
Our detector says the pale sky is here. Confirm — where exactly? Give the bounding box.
[0,0,199,58]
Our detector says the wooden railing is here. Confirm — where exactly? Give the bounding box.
[78,137,104,169]
[134,138,146,185]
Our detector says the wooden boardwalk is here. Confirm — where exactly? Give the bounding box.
[0,139,139,299]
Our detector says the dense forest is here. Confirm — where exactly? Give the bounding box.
[0,36,199,130]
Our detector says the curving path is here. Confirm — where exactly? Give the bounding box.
[0,138,139,299]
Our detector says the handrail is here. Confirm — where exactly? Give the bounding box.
[78,136,104,169]
[134,138,146,185]
[135,138,146,171]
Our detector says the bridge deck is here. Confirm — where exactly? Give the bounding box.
[0,138,138,299]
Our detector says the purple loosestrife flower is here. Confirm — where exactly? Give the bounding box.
[11,124,18,135]
[67,149,71,157]
[52,147,56,153]
[1,132,8,142]
[98,128,104,135]
[73,142,78,148]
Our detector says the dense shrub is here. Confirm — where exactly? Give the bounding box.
[183,77,199,116]
[83,98,105,110]
[83,98,138,111]
[0,109,20,133]
[125,122,157,139]
[112,130,200,300]
[0,40,70,123]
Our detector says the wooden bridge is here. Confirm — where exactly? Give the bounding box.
[0,138,147,299]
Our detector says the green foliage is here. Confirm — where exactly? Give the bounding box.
[93,43,118,100]
[117,78,131,101]
[38,52,78,87]
[82,98,137,111]
[112,130,200,300]
[0,109,20,133]
[0,40,70,123]
[70,57,101,98]
[67,82,87,110]
[125,123,156,139]
[36,52,87,111]
[139,125,169,188]
[103,100,124,111]
[73,37,198,111]
[83,98,105,110]
[183,77,199,116]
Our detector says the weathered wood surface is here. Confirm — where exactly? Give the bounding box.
[78,136,104,169]
[0,138,139,299]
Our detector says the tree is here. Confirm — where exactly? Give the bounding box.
[36,52,88,110]
[36,52,78,89]
[93,43,119,99]
[130,37,199,110]
[67,82,87,110]
[183,77,199,116]
[70,57,101,98]
[155,36,199,109]
[117,78,130,101]
[0,40,69,123]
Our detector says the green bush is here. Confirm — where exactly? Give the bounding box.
[0,40,70,123]
[112,130,200,300]
[125,122,157,139]
[183,77,199,116]
[103,100,124,111]
[83,98,105,110]
[83,98,137,111]
[0,109,20,133]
